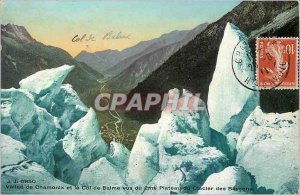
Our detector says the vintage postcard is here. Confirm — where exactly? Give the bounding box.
[1,0,299,194]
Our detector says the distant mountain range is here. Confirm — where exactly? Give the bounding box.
[75,49,122,74]
[75,23,208,82]
[75,29,189,75]
[1,24,103,103]
[127,1,299,123]
[105,23,209,92]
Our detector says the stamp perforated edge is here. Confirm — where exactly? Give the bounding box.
[255,37,299,90]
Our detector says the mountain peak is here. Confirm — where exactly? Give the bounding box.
[1,23,35,42]
[94,49,120,55]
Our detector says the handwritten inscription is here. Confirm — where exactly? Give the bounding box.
[72,31,131,42]
[72,34,96,42]
[102,31,131,40]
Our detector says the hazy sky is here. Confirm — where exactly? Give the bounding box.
[2,0,240,56]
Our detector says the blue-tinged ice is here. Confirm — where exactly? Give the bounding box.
[198,166,252,194]
[0,134,27,166]
[144,171,183,194]
[54,108,108,185]
[127,89,228,193]
[19,65,74,108]
[1,134,73,194]
[236,107,299,194]
[51,84,88,134]
[1,89,58,173]
[107,141,130,179]
[207,23,258,135]
[127,123,160,187]
[18,65,87,134]
[1,65,119,192]
[79,157,127,194]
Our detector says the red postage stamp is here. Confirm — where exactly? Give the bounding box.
[256,38,299,89]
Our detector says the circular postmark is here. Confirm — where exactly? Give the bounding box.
[232,40,257,91]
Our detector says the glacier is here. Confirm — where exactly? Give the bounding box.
[1,65,132,193]
[20,65,88,132]
[54,108,108,185]
[1,65,91,175]
[1,134,74,194]
[1,88,58,173]
[19,65,74,109]
[1,21,299,194]
[50,84,88,132]
[127,123,160,187]
[127,89,228,194]
[207,22,258,135]
[236,107,299,194]
[1,133,27,167]
[107,141,130,179]
[78,157,127,194]
[198,166,252,194]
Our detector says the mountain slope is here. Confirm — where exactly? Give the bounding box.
[104,25,209,77]
[106,42,182,92]
[1,24,103,103]
[128,1,299,123]
[76,29,191,75]
[105,23,208,92]
[75,49,121,73]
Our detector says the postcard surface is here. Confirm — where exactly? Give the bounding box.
[0,0,299,194]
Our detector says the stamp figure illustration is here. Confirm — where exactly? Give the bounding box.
[257,38,299,90]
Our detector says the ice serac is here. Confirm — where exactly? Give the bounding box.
[51,84,88,133]
[144,171,183,194]
[162,89,211,144]
[1,89,35,141]
[198,166,252,194]
[207,22,258,134]
[1,134,72,194]
[107,141,130,178]
[19,65,74,109]
[1,89,58,173]
[18,65,87,132]
[158,126,228,193]
[0,134,27,167]
[226,132,239,159]
[236,107,299,194]
[54,108,108,185]
[128,89,228,193]
[78,157,126,194]
[127,123,160,187]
